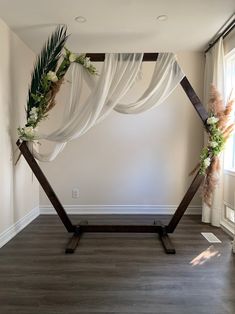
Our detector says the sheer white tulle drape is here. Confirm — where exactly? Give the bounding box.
[31,53,184,161]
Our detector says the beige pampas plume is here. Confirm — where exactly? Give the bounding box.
[45,77,64,113]
[208,85,224,115]
[201,85,235,207]
[202,157,220,207]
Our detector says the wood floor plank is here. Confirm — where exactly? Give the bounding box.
[0,215,234,314]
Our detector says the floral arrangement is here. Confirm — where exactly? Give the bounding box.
[199,115,225,175]
[18,26,97,141]
[196,85,234,206]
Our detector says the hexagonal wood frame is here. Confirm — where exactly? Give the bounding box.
[16,53,208,254]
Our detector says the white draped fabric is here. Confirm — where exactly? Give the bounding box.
[31,53,184,161]
[202,38,225,227]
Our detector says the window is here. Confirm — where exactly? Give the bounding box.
[222,203,235,235]
[224,49,235,170]
[225,205,235,223]
[222,49,235,235]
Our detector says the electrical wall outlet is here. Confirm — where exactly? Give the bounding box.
[72,188,79,198]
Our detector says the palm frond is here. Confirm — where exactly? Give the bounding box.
[27,25,68,117]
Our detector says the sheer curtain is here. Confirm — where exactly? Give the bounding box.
[202,38,225,227]
[32,53,184,161]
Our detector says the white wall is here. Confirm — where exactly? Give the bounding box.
[0,18,39,242]
[39,51,205,212]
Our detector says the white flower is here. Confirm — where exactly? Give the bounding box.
[203,157,211,168]
[23,126,37,139]
[30,107,38,115]
[207,116,219,125]
[209,141,218,148]
[69,53,77,63]
[47,71,58,82]
[84,57,91,68]
[28,115,37,123]
[27,107,38,123]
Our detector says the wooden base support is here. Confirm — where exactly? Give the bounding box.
[159,229,176,254]
[155,221,176,254]
[65,226,81,254]
[65,233,81,254]
[65,221,175,254]
[80,224,161,233]
[159,232,176,254]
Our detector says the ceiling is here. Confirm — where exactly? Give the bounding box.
[0,0,234,53]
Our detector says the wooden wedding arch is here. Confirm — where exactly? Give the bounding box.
[17,53,208,254]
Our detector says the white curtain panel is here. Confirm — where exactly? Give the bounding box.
[32,53,184,161]
[202,38,225,227]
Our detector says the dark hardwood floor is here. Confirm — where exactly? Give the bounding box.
[0,215,234,314]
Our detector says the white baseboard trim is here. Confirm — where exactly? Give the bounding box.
[40,204,202,215]
[0,206,40,248]
[0,205,201,248]
[220,218,234,238]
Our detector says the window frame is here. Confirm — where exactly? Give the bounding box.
[224,48,235,172]
[221,49,235,235]
[221,202,235,236]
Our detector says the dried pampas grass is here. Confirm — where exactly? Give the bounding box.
[202,156,220,207]
[45,77,64,113]
[201,85,234,206]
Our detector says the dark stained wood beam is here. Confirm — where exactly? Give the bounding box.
[16,140,75,233]
[159,231,176,254]
[86,53,159,62]
[65,226,82,254]
[167,172,204,233]
[180,77,209,127]
[80,224,161,233]
[155,221,176,254]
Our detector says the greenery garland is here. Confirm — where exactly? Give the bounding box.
[199,115,225,175]
[18,25,97,141]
